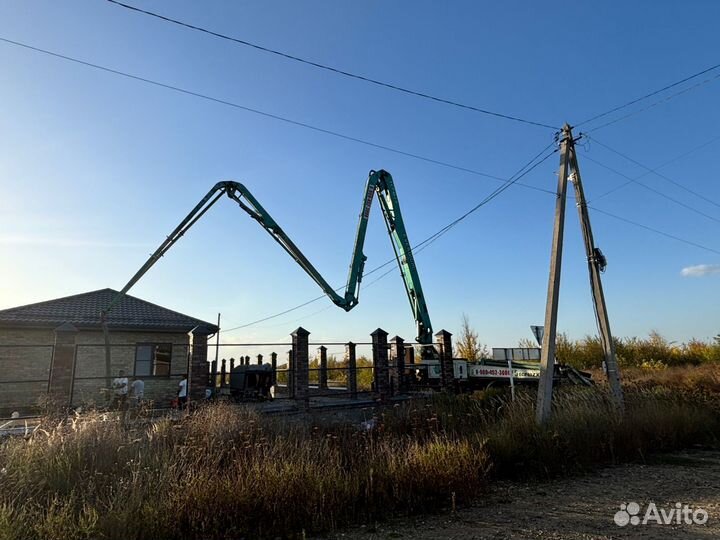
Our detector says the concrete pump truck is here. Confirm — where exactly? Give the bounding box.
[100,170,587,393]
[101,169,431,343]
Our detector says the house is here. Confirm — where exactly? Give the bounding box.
[0,289,218,415]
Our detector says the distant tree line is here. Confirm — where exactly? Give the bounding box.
[552,331,720,370]
[308,354,374,390]
[456,314,720,370]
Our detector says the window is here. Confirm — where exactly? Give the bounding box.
[134,343,172,376]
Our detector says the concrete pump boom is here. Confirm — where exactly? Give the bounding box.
[101,170,433,345]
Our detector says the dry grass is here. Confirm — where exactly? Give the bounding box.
[1,365,719,539]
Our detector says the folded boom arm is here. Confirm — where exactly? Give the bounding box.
[102,170,433,344]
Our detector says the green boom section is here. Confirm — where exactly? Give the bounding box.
[102,170,433,344]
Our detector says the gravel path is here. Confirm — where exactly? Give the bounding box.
[330,450,720,539]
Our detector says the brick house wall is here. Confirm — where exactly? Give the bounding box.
[0,327,193,414]
[73,330,192,409]
[0,328,54,414]
[0,288,217,416]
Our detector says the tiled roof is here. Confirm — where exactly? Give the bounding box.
[0,289,218,332]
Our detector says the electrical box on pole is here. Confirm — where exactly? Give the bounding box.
[536,124,624,424]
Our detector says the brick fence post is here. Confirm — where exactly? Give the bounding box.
[220,358,227,388]
[271,352,277,386]
[405,347,414,367]
[371,328,389,400]
[319,345,328,391]
[390,335,406,395]
[435,330,455,391]
[257,354,263,365]
[291,327,310,407]
[287,349,294,398]
[346,342,357,399]
[190,325,213,402]
[49,323,78,409]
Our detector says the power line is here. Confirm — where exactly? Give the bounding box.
[228,145,720,333]
[588,206,720,256]
[586,136,720,209]
[256,304,335,331]
[405,143,558,251]
[105,0,559,131]
[575,61,720,129]
[0,36,557,197]
[586,134,720,204]
[222,142,557,333]
[580,152,720,225]
[584,72,720,133]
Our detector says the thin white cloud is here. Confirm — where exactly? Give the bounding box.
[681,264,720,277]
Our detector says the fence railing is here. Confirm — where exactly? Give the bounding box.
[204,334,448,404]
[0,325,456,418]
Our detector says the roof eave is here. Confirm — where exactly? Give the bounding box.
[0,320,218,334]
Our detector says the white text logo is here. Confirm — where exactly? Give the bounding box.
[614,502,708,527]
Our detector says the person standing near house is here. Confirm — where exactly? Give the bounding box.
[111,369,129,410]
[130,377,145,408]
[178,375,188,410]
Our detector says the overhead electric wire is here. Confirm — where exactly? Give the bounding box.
[575,61,720,129]
[0,36,557,197]
[403,143,558,252]
[586,134,720,204]
[239,145,720,331]
[579,153,720,225]
[586,136,720,209]
[583,72,720,133]
[258,303,336,331]
[588,206,720,256]
[10,19,717,329]
[105,0,558,130]
[222,142,557,333]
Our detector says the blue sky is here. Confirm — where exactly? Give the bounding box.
[1,0,719,352]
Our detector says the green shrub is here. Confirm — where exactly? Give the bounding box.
[555,331,720,369]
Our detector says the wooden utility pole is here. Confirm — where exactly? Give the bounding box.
[568,145,625,410]
[536,125,571,424]
[536,124,624,424]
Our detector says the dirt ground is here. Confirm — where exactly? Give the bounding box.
[328,450,720,540]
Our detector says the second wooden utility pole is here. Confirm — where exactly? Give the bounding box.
[536,126,571,424]
[536,124,624,424]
